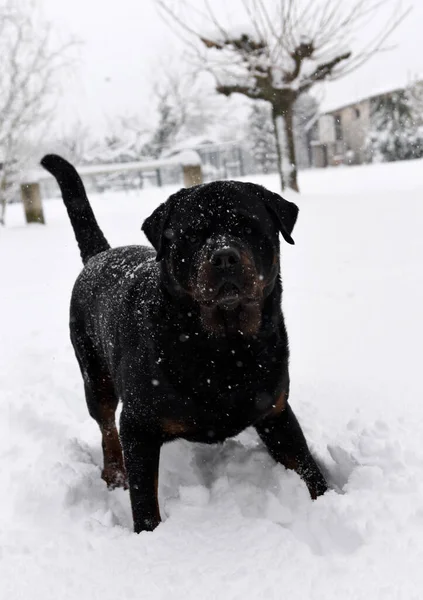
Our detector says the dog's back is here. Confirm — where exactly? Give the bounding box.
[70,245,158,376]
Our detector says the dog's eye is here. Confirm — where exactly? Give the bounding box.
[244,226,252,235]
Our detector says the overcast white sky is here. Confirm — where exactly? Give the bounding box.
[41,0,423,135]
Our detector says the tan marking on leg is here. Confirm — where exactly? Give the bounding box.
[271,391,287,416]
[98,402,127,489]
[162,418,190,436]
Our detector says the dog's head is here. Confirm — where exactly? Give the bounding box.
[142,181,298,336]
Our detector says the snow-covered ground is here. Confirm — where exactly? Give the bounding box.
[2,159,423,599]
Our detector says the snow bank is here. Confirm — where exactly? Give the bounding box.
[2,160,423,599]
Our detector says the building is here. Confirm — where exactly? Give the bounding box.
[310,84,422,167]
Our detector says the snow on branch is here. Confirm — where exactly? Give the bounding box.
[157,0,410,94]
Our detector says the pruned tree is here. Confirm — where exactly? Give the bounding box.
[249,102,278,174]
[0,0,75,224]
[157,0,409,192]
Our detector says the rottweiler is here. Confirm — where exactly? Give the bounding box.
[41,154,327,533]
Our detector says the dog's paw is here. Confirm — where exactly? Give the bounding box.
[102,465,128,490]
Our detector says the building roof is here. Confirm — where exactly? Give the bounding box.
[321,84,404,115]
[317,53,420,115]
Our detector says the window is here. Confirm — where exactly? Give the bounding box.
[334,115,343,141]
[354,108,360,118]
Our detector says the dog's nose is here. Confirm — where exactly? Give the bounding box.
[210,247,241,270]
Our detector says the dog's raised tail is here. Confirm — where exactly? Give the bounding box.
[41,154,110,264]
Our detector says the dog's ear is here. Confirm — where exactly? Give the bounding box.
[243,183,299,244]
[142,200,172,261]
[264,191,299,245]
[142,188,190,261]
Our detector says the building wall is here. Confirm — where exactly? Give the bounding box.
[294,127,311,169]
[334,100,371,164]
[313,99,372,167]
[310,143,327,168]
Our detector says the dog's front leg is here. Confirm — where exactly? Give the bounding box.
[120,412,161,533]
[255,404,327,500]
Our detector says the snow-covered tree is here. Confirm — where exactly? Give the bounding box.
[293,93,319,169]
[0,0,75,224]
[370,89,423,163]
[248,102,277,174]
[407,81,423,128]
[145,92,180,159]
[249,94,318,173]
[144,68,222,158]
[55,122,100,165]
[157,0,409,191]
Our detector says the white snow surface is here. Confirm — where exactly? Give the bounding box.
[2,159,423,599]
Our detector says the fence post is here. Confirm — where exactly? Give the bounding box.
[21,182,45,224]
[183,164,203,188]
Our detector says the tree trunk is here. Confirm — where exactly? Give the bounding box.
[0,198,6,225]
[0,176,7,225]
[272,102,299,193]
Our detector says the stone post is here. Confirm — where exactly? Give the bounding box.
[21,182,45,224]
[183,164,203,188]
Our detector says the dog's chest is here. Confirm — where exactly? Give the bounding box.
[160,378,280,443]
[162,335,275,390]
[155,339,287,440]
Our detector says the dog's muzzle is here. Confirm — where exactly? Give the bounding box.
[208,246,243,309]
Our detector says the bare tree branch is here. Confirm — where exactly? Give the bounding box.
[299,51,351,92]
[216,83,261,100]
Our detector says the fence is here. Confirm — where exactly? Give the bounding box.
[20,151,202,224]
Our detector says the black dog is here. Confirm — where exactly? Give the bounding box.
[41,154,327,533]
